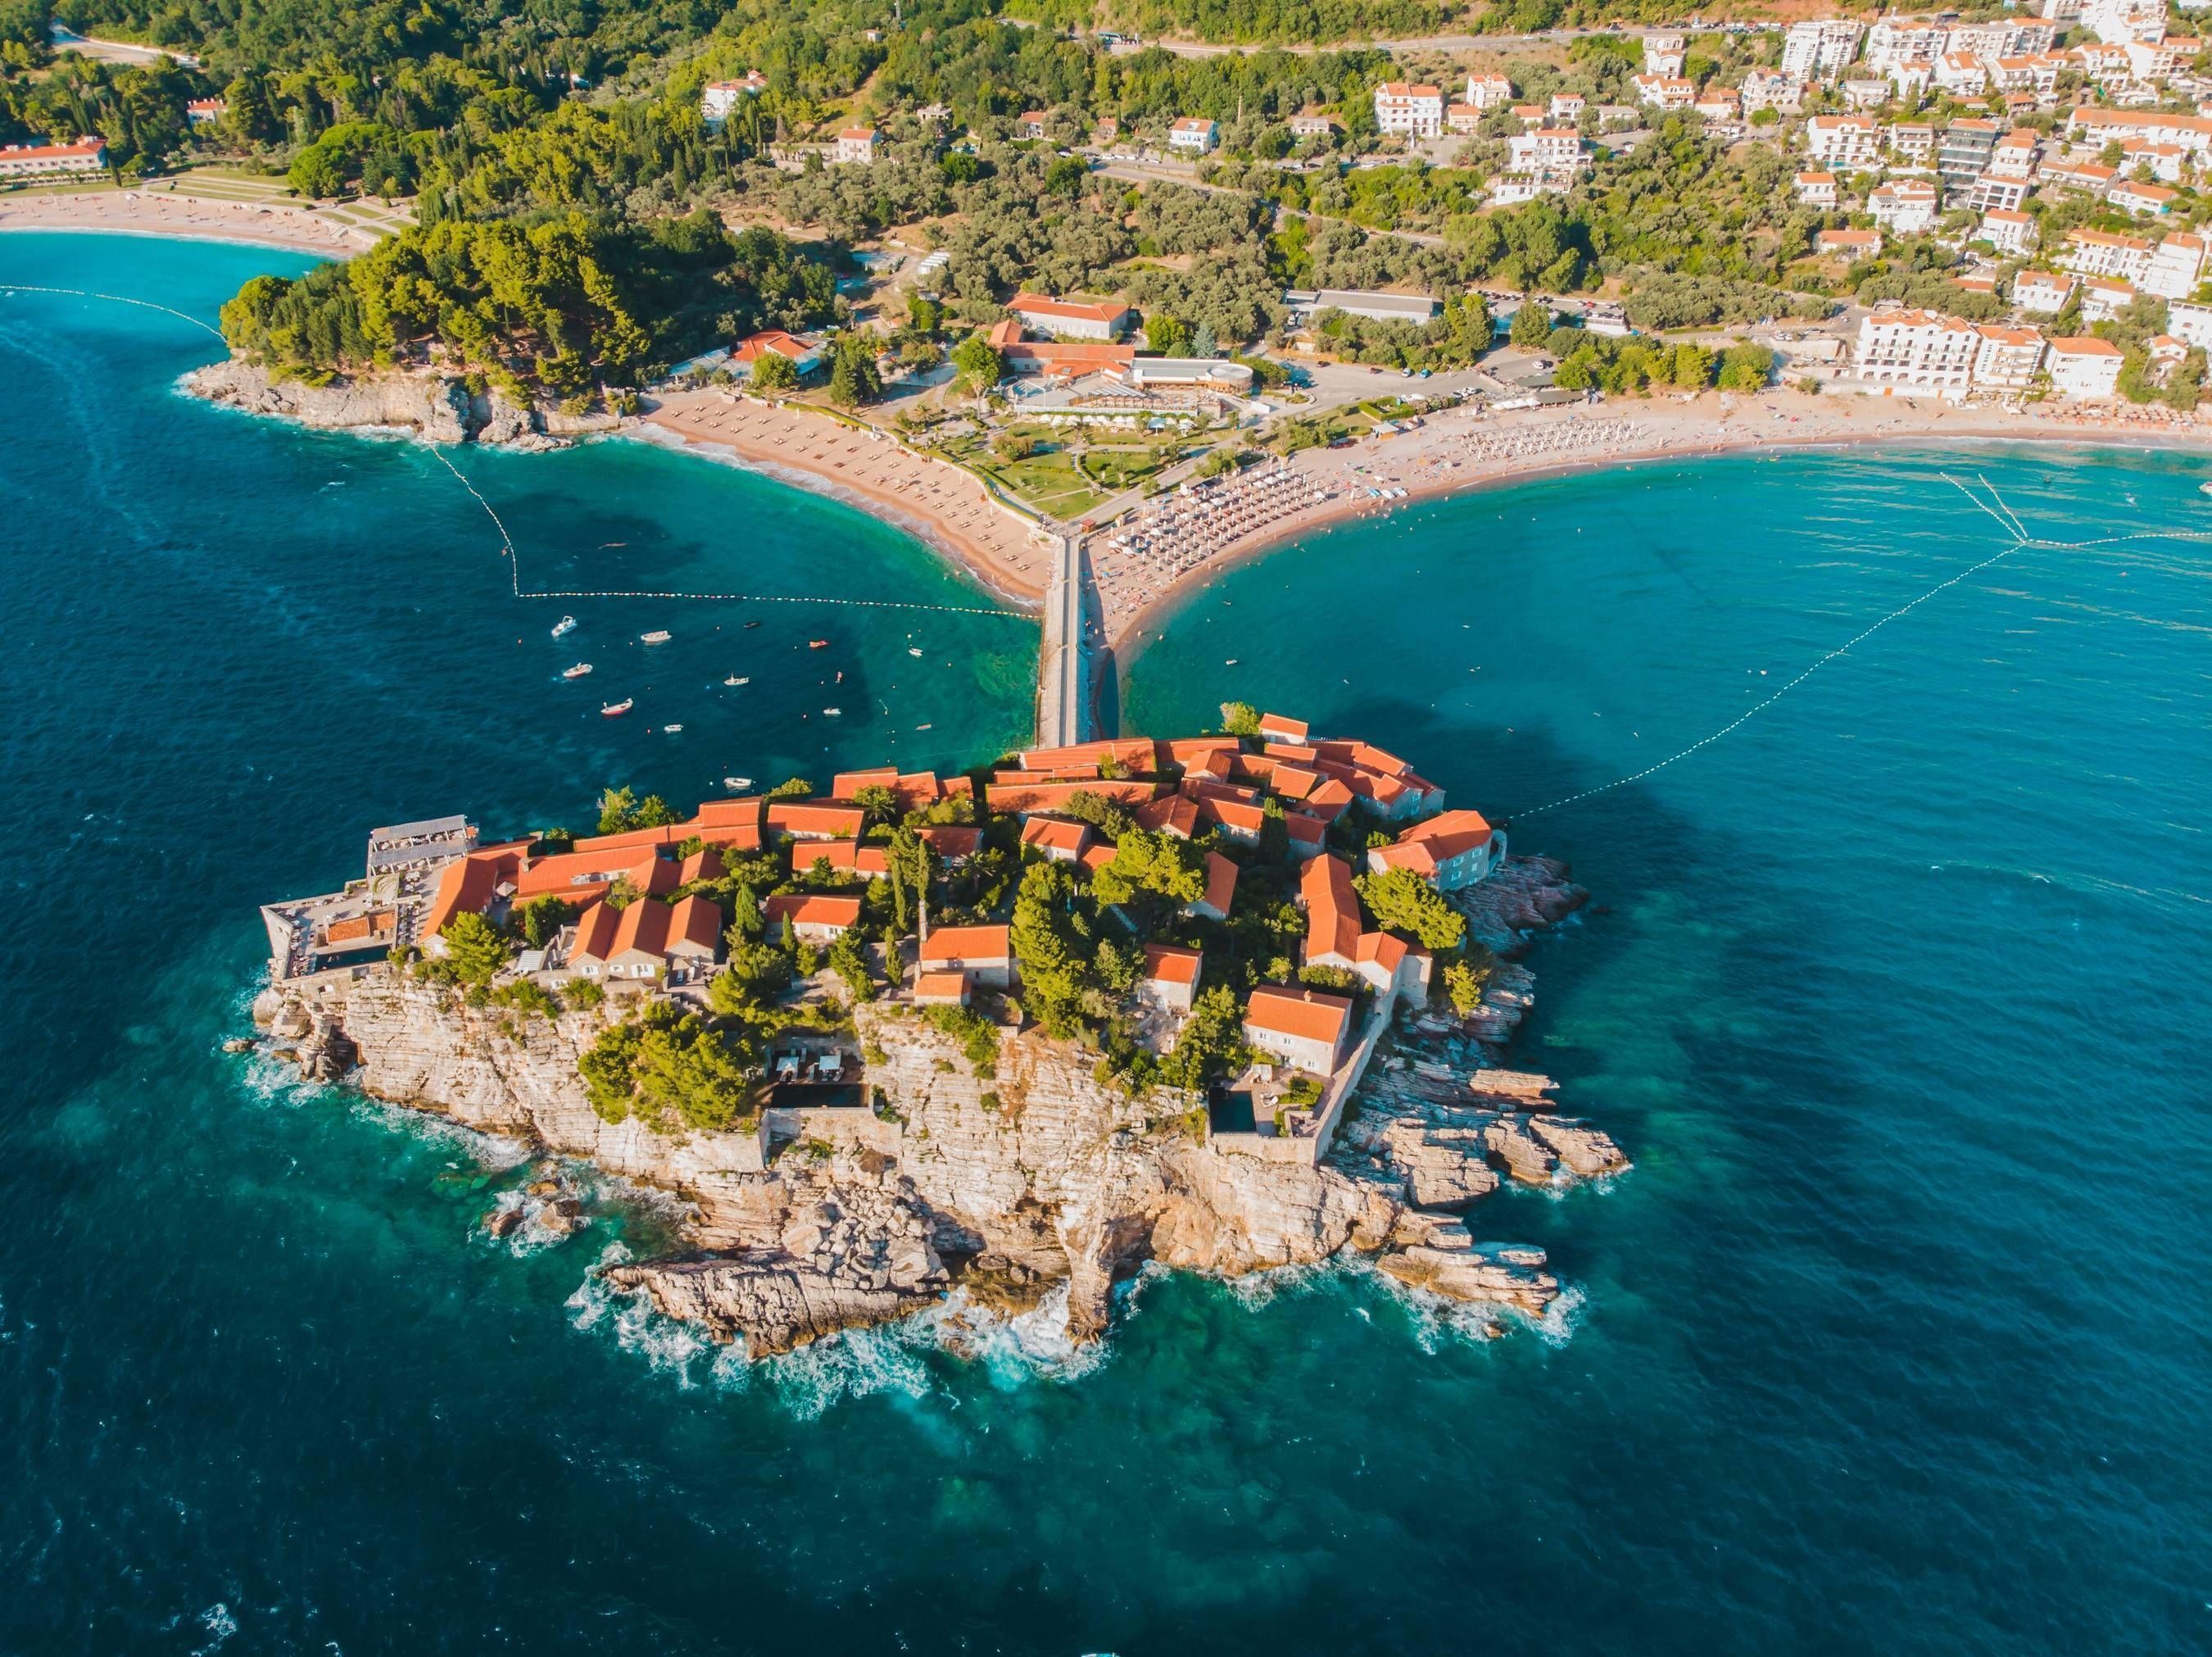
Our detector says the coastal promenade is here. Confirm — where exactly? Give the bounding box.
[1036,531,1091,746]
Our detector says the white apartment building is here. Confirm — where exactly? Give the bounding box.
[1633,73,1698,109]
[1464,73,1515,109]
[1967,174,2030,212]
[2014,270,2078,312]
[1783,19,1865,81]
[1870,179,1941,234]
[1806,114,1883,167]
[700,73,764,124]
[2081,0,2169,45]
[2142,231,2209,297]
[1507,129,1588,174]
[1980,208,2037,256]
[2119,138,2190,182]
[1972,325,2048,388]
[1992,53,2065,98]
[1796,170,1840,207]
[1934,52,1989,96]
[1987,129,2041,179]
[1742,70,1808,113]
[2068,108,2212,161]
[1891,122,1937,162]
[1373,83,1445,137]
[2063,227,2155,280]
[1852,309,1981,395]
[1866,19,1947,71]
[2047,335,2124,396]
[2166,298,2212,348]
[1168,116,1219,152]
[0,137,107,178]
[2079,275,2138,320]
[1887,59,1935,101]
[832,126,878,164]
[1643,30,1686,75]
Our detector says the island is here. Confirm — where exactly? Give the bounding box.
[251,717,1625,1355]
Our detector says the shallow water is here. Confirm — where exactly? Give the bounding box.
[3,234,2208,1655]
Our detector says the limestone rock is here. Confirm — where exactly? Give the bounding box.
[1528,1115,1631,1178]
[179,360,621,448]
[1375,1242,1559,1315]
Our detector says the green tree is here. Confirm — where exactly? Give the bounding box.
[766,776,814,800]
[1145,312,1191,355]
[726,883,764,945]
[1510,301,1555,349]
[1219,701,1261,736]
[516,896,575,949]
[1161,983,1251,1091]
[1354,865,1466,952]
[750,349,800,392]
[1009,860,1090,1038]
[1092,828,1207,907]
[439,910,510,986]
[826,334,882,406]
[951,333,1004,389]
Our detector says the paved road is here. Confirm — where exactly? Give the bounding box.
[49,23,197,65]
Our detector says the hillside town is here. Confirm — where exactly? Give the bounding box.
[261,716,1541,1168]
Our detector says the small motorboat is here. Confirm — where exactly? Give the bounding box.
[808,639,829,650]
[908,647,923,657]
[2199,481,2212,497]
[743,620,761,629]
[724,775,752,790]
[551,615,577,638]
[723,674,748,686]
[1224,658,1239,665]
[562,662,594,679]
[823,706,841,716]
[664,723,684,733]
[913,723,932,732]
[601,699,632,717]
[641,629,672,645]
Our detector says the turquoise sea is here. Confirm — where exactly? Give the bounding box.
[2,233,2208,1655]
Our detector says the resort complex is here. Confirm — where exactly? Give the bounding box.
[261,720,1512,1168]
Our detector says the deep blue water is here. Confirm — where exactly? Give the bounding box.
[3,234,2209,1655]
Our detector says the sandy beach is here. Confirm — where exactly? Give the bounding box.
[642,390,1058,607]
[0,188,378,256]
[638,383,2212,666]
[1095,388,2212,659]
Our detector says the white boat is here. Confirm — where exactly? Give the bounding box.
[913,723,932,732]
[724,775,751,790]
[823,706,841,716]
[2199,482,2212,497]
[723,674,748,686]
[909,647,923,657]
[1224,658,1239,665]
[562,662,593,679]
[664,723,684,733]
[601,698,632,717]
[551,615,577,638]
[641,629,672,645]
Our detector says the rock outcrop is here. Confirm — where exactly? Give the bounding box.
[248,858,1620,1355]
[183,360,622,448]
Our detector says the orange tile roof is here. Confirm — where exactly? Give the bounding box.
[913,969,971,1000]
[763,893,861,930]
[1207,797,1268,837]
[1018,738,1161,772]
[1163,736,1242,762]
[609,897,671,961]
[1244,984,1353,1046]
[572,824,682,855]
[1134,793,1201,838]
[570,901,620,963]
[1142,942,1202,985]
[803,841,891,877]
[510,848,657,902]
[1301,854,1361,961]
[1195,851,1238,916]
[767,801,865,839]
[1021,818,1092,856]
[678,846,725,885]
[1009,294,1133,326]
[1080,842,1117,872]
[668,895,723,956]
[920,923,1011,963]
[917,825,980,860]
[987,778,1160,817]
[1355,930,1408,973]
[1258,712,1310,741]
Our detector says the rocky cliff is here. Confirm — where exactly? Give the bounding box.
[183,360,623,449]
[252,857,1625,1357]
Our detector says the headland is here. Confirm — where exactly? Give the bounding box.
[248,726,1624,1357]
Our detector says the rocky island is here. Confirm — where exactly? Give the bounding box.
[252,719,1625,1357]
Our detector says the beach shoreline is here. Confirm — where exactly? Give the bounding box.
[641,391,1055,610]
[1098,395,2212,678]
[0,189,374,257]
